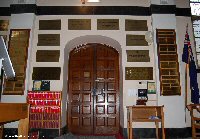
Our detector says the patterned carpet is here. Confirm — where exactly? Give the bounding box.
[54,133,116,139]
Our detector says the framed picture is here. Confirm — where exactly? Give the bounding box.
[33,80,42,91]
[147,82,156,94]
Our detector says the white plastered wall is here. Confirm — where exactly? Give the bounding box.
[29,15,153,128]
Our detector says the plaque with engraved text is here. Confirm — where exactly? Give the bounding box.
[38,34,60,46]
[3,29,30,95]
[39,20,61,30]
[125,67,153,80]
[126,50,150,62]
[68,19,91,30]
[125,20,148,31]
[126,35,148,46]
[97,19,119,30]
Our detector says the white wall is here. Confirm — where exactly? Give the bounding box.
[30,15,153,128]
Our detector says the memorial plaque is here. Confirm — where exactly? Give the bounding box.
[38,34,60,46]
[97,19,119,30]
[126,50,150,62]
[125,20,148,31]
[32,67,61,80]
[126,35,148,46]
[0,20,9,31]
[39,20,61,30]
[3,29,30,95]
[125,67,153,80]
[68,19,91,30]
[36,50,60,62]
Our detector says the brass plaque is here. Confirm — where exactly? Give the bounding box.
[97,19,119,30]
[126,50,150,62]
[3,29,30,95]
[39,20,61,30]
[68,19,91,30]
[37,34,60,46]
[0,20,9,31]
[125,20,148,31]
[32,67,61,80]
[126,35,148,46]
[125,67,153,80]
[36,50,60,62]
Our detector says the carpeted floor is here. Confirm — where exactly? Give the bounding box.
[54,133,116,139]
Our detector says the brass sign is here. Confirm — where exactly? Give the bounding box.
[97,19,119,30]
[68,19,91,30]
[125,67,153,80]
[0,20,9,31]
[32,67,61,80]
[126,35,148,46]
[3,29,30,95]
[126,50,150,62]
[38,34,60,46]
[125,20,148,31]
[36,50,60,62]
[39,20,61,30]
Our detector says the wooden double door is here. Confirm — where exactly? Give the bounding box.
[68,43,119,135]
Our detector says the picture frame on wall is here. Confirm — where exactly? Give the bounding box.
[33,80,42,91]
[147,82,156,94]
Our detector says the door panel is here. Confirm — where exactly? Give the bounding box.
[68,44,119,135]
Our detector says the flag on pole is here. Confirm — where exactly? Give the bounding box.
[182,25,200,104]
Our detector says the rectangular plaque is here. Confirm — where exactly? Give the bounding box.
[32,67,61,80]
[36,50,60,62]
[3,29,30,95]
[125,20,148,31]
[0,20,9,31]
[37,34,60,46]
[126,50,150,62]
[39,20,61,30]
[126,35,148,46]
[125,67,153,80]
[68,19,91,30]
[97,19,119,30]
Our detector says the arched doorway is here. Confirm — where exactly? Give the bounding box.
[67,43,119,135]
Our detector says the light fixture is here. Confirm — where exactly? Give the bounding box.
[87,0,100,2]
[81,0,100,4]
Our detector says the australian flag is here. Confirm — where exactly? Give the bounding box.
[182,26,200,104]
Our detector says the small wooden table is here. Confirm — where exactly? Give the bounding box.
[127,105,165,139]
[0,103,29,139]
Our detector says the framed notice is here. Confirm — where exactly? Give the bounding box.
[33,80,42,91]
[147,82,156,94]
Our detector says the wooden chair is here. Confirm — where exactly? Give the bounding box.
[187,104,200,139]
